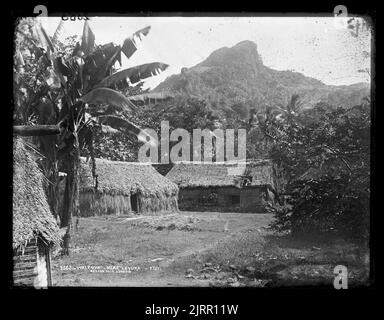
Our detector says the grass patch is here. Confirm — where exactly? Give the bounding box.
[129,214,204,231]
[165,227,370,287]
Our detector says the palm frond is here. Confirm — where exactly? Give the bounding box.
[80,21,95,55]
[121,26,151,59]
[35,22,55,53]
[100,124,119,134]
[94,46,122,83]
[106,46,122,69]
[79,88,137,111]
[97,115,141,135]
[128,91,174,102]
[96,115,157,146]
[16,50,25,67]
[95,62,169,89]
[52,20,65,46]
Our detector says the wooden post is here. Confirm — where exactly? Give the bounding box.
[13,125,60,136]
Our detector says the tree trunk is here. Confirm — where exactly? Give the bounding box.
[13,125,61,136]
[60,133,80,256]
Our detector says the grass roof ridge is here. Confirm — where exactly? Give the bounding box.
[80,157,178,196]
[166,161,275,188]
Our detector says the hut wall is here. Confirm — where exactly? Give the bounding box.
[239,187,267,213]
[137,194,179,215]
[79,193,132,217]
[13,238,51,288]
[179,188,203,205]
[179,188,218,210]
[178,186,268,213]
[79,192,178,217]
[13,238,38,286]
[217,187,241,206]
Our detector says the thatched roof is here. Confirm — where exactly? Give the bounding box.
[80,158,178,197]
[166,160,276,189]
[13,138,61,250]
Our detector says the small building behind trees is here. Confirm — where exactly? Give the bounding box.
[13,138,61,288]
[166,160,279,213]
[78,158,179,216]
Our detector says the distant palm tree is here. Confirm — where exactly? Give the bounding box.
[255,94,302,142]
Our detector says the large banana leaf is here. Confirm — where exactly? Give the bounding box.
[96,115,157,146]
[96,115,142,136]
[55,56,72,77]
[95,62,169,89]
[128,91,174,102]
[34,22,55,54]
[93,45,122,84]
[79,88,137,111]
[106,46,122,70]
[52,20,65,46]
[80,21,95,56]
[16,50,25,67]
[121,26,151,59]
[100,124,119,134]
[71,42,81,57]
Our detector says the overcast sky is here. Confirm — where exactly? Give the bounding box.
[40,16,371,90]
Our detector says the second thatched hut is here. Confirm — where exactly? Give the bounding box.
[166,160,280,213]
[78,158,179,217]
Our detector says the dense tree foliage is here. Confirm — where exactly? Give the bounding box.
[92,95,220,161]
[261,97,370,240]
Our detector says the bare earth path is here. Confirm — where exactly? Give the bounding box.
[52,211,273,287]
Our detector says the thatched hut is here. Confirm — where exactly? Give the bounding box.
[79,158,179,216]
[166,160,278,213]
[13,138,61,288]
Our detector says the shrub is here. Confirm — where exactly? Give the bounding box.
[268,174,369,240]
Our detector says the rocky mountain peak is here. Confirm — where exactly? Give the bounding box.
[197,40,263,69]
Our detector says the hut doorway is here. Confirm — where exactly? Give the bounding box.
[130,194,138,213]
[230,195,240,206]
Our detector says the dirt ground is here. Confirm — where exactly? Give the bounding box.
[51,211,370,287]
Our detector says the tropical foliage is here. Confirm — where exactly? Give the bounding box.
[260,97,370,240]
[14,17,168,254]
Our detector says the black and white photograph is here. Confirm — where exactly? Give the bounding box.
[12,10,373,289]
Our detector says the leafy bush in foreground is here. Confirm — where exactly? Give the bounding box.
[262,98,370,240]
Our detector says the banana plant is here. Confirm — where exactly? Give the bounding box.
[15,18,169,255]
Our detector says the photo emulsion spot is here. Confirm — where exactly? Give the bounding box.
[12,14,372,288]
